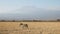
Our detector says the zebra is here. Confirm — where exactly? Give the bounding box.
[19,23,28,29]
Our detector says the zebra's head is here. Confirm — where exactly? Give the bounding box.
[20,23,23,25]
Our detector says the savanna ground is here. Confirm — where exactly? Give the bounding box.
[0,22,60,34]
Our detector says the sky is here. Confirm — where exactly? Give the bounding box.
[0,0,60,20]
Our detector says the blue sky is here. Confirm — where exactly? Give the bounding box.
[0,0,60,20]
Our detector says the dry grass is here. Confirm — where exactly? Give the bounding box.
[0,22,60,34]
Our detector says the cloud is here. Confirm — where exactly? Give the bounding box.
[0,6,60,14]
[0,6,60,20]
[10,6,60,14]
[0,7,19,14]
[44,7,60,11]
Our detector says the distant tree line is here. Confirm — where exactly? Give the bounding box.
[0,19,60,22]
[57,19,60,21]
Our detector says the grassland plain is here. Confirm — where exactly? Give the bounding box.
[0,22,60,34]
